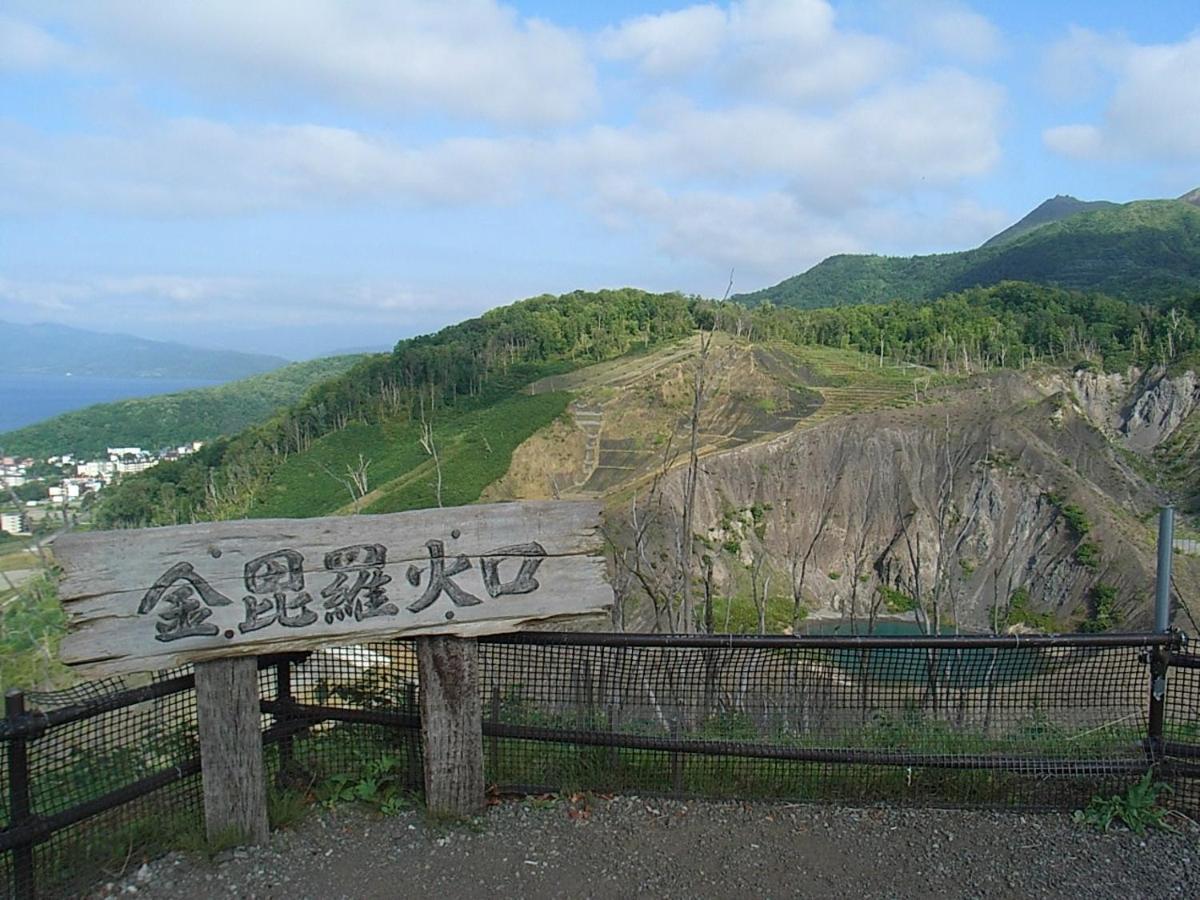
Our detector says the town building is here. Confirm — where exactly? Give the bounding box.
[1,511,30,535]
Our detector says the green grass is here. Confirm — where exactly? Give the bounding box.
[245,365,572,519]
[249,419,430,518]
[0,573,70,693]
[0,546,41,572]
[711,592,797,634]
[365,391,571,514]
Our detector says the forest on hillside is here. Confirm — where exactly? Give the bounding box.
[95,283,1200,530]
[736,200,1200,309]
[0,355,367,459]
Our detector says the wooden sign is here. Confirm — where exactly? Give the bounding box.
[55,500,610,677]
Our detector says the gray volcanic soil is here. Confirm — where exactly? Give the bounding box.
[88,797,1197,899]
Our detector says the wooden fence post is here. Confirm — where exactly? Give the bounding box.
[194,658,270,845]
[416,636,484,818]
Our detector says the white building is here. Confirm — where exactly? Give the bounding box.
[77,460,118,479]
[1,511,29,535]
[115,458,157,475]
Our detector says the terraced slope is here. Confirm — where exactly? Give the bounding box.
[484,335,939,501]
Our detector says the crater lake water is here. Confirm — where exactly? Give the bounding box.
[0,373,223,434]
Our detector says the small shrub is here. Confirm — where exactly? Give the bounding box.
[1074,771,1175,835]
[1081,583,1120,633]
[1006,588,1056,631]
[880,587,917,614]
[1074,541,1101,569]
[1060,503,1092,537]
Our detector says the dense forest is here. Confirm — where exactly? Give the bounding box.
[94,282,1200,530]
[735,199,1200,309]
[747,282,1200,374]
[0,355,366,459]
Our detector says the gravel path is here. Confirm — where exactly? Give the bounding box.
[88,797,1198,899]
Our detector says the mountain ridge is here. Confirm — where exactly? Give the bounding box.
[735,195,1200,309]
[0,320,287,379]
[981,194,1118,247]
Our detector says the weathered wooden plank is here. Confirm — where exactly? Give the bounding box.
[54,501,611,677]
[56,500,602,600]
[417,636,484,818]
[195,658,269,845]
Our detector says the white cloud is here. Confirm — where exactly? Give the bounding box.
[911,4,1004,64]
[28,0,596,127]
[0,14,70,70]
[1,1,1010,304]
[0,119,538,215]
[592,181,859,271]
[598,0,902,104]
[1042,31,1200,162]
[598,5,727,75]
[729,0,834,46]
[0,59,1004,219]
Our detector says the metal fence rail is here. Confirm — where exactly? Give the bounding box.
[2,630,1195,898]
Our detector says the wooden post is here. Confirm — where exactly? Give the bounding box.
[416,636,484,818]
[195,658,269,845]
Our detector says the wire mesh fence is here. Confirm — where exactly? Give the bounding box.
[1163,646,1200,813]
[2,630,1194,898]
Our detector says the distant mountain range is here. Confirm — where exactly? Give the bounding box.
[735,189,1200,309]
[0,321,288,379]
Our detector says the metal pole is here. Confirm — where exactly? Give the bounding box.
[1148,507,1176,762]
[274,659,294,783]
[6,689,36,900]
[1156,506,1175,633]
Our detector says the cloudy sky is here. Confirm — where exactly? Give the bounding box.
[1,1,1197,358]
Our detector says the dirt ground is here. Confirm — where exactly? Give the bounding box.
[87,796,1199,899]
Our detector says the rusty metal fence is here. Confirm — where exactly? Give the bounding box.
[4,630,1198,898]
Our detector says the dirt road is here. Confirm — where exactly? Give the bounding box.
[88,796,1197,899]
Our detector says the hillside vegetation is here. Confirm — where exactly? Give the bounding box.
[95,289,696,527]
[981,195,1117,247]
[736,198,1200,309]
[0,355,368,458]
[96,282,1200,532]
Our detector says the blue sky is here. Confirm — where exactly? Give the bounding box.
[1,1,1197,358]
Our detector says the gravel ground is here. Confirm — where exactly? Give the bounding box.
[87,797,1198,900]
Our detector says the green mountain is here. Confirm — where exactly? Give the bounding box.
[0,355,367,459]
[0,320,286,378]
[94,289,696,527]
[91,283,1200,636]
[736,196,1200,309]
[981,195,1117,247]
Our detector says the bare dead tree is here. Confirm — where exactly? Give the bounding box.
[841,465,878,635]
[418,389,443,508]
[320,453,372,514]
[672,273,731,633]
[604,433,682,632]
[788,457,845,630]
[749,551,771,635]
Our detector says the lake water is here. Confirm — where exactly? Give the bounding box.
[799,619,1043,686]
[0,373,223,433]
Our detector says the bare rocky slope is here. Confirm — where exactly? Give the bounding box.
[488,337,1200,632]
